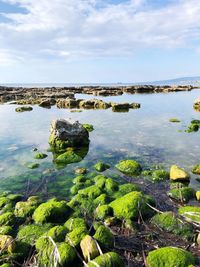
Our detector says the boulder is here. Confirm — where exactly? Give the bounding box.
[0,235,15,254]
[115,159,142,175]
[80,235,100,261]
[79,99,111,109]
[170,165,190,181]
[49,119,89,151]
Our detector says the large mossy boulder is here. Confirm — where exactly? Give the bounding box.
[109,191,154,220]
[151,211,193,239]
[78,185,102,199]
[55,150,82,164]
[64,217,87,231]
[96,205,113,220]
[115,160,142,175]
[14,198,39,219]
[178,206,200,223]
[49,119,89,151]
[88,252,124,267]
[170,165,190,181]
[33,199,71,224]
[93,225,114,248]
[80,235,100,262]
[146,247,195,267]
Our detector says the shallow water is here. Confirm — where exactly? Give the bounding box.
[0,90,200,198]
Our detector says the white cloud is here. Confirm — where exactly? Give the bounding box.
[0,0,200,66]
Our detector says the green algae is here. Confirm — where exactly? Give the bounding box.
[115,159,142,175]
[83,124,94,132]
[168,187,195,203]
[94,162,110,172]
[179,206,200,223]
[34,153,48,159]
[88,252,124,267]
[93,225,114,248]
[96,205,113,220]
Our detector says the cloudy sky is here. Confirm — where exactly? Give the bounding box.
[0,0,200,83]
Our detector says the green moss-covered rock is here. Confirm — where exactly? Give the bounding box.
[109,191,154,220]
[179,206,200,223]
[83,124,94,132]
[151,212,193,239]
[93,225,114,248]
[27,163,40,169]
[0,197,11,209]
[170,165,190,181]
[34,153,48,159]
[47,225,67,242]
[94,175,107,189]
[152,169,169,181]
[115,160,142,175]
[17,224,51,245]
[0,212,15,226]
[70,183,85,195]
[113,183,140,198]
[7,194,23,203]
[96,205,113,220]
[192,164,200,174]
[169,118,181,123]
[75,168,87,175]
[33,199,71,224]
[105,178,118,193]
[196,191,200,201]
[146,247,195,267]
[14,200,38,218]
[64,217,87,231]
[94,194,110,206]
[66,226,88,246]
[15,106,33,112]
[80,235,100,262]
[0,235,15,254]
[168,187,195,203]
[0,226,12,235]
[55,150,82,164]
[88,252,124,267]
[78,185,102,199]
[94,162,110,172]
[73,174,87,184]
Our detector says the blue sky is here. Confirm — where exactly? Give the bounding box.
[0,0,200,83]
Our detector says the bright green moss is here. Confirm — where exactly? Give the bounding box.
[0,264,13,267]
[94,162,110,172]
[0,235,15,254]
[64,217,87,231]
[96,205,113,220]
[152,170,169,181]
[55,150,82,164]
[33,199,72,224]
[0,212,15,226]
[88,252,124,267]
[34,153,48,159]
[78,185,102,199]
[80,235,100,262]
[0,197,11,209]
[66,226,88,246]
[56,242,77,266]
[151,212,193,239]
[15,106,33,112]
[179,206,200,223]
[114,183,140,198]
[17,224,52,245]
[168,187,195,203]
[0,226,12,235]
[47,225,67,242]
[192,164,200,174]
[109,191,154,220]
[94,175,107,189]
[94,194,110,206]
[70,183,85,195]
[105,178,118,193]
[115,160,142,175]
[93,225,114,248]
[73,175,87,184]
[146,247,195,267]
[83,124,94,132]
[141,170,153,176]
[7,194,23,203]
[27,163,40,169]
[14,200,38,218]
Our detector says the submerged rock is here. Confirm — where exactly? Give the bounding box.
[83,124,94,132]
[170,165,190,181]
[79,99,111,109]
[192,164,200,174]
[49,119,89,151]
[34,153,48,159]
[169,118,181,123]
[15,106,33,112]
[115,159,142,175]
[168,187,195,203]
[94,162,110,172]
[146,247,195,267]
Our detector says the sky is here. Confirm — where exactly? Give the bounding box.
[0,0,200,83]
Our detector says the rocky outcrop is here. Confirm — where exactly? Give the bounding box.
[193,98,200,111]
[49,119,89,151]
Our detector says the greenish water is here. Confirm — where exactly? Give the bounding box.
[0,90,200,198]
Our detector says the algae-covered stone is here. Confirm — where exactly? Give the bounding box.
[0,197,11,209]
[0,264,13,267]
[124,219,137,232]
[192,164,200,174]
[152,169,169,181]
[146,247,195,267]
[170,165,190,181]
[105,178,118,193]
[27,163,40,169]
[151,212,193,239]
[66,226,88,246]
[179,206,200,223]
[34,153,48,159]
[94,162,110,172]
[94,175,107,189]
[15,106,33,112]
[0,226,12,235]
[55,150,82,164]
[0,212,15,226]
[94,194,110,206]
[73,174,87,184]
[196,191,200,201]
[88,252,124,267]
[0,235,15,254]
[96,205,113,220]
[70,183,85,195]
[169,118,181,123]
[168,187,195,203]
[64,217,87,231]
[80,235,100,261]
[93,225,114,248]
[33,199,71,224]
[114,183,140,198]
[17,224,51,245]
[14,200,38,218]
[109,191,154,220]
[115,160,142,175]
[83,124,94,132]
[47,225,67,242]
[78,185,102,199]
[75,168,87,175]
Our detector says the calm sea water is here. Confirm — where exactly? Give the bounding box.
[0,90,200,198]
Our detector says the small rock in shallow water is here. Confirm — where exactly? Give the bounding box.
[15,106,33,112]
[170,165,190,181]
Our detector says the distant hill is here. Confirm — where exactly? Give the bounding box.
[149,76,200,86]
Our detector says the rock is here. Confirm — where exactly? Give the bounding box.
[56,98,79,109]
[196,191,200,201]
[15,106,33,112]
[33,199,71,224]
[109,191,154,220]
[192,164,200,174]
[0,235,15,254]
[34,153,48,159]
[0,226,13,235]
[87,252,124,267]
[96,205,113,220]
[197,233,200,246]
[49,119,89,151]
[47,225,67,242]
[66,226,88,246]
[111,102,140,112]
[27,163,40,169]
[169,118,181,123]
[78,185,102,199]
[14,199,39,218]
[64,217,87,231]
[113,183,140,198]
[79,99,111,109]
[186,120,200,133]
[0,212,15,226]
[179,206,200,223]
[146,247,195,267]
[170,165,190,181]
[151,211,193,239]
[94,194,110,206]
[75,168,87,175]
[93,225,114,248]
[83,124,94,132]
[151,169,169,181]
[55,150,82,164]
[115,159,142,175]
[39,98,56,108]
[80,235,100,262]
[193,98,200,111]
[73,175,87,184]
[94,162,110,172]
[168,187,195,203]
